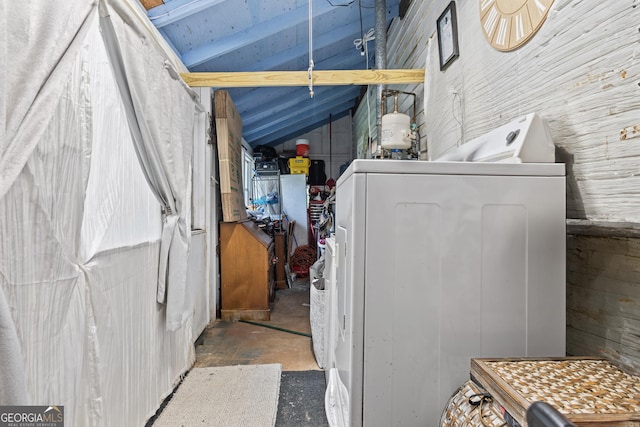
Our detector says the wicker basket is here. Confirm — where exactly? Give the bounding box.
[470,357,640,426]
[440,380,506,427]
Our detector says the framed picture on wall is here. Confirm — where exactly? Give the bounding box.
[437,1,459,71]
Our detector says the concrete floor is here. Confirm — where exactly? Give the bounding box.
[195,280,320,371]
[194,279,329,426]
[146,280,328,426]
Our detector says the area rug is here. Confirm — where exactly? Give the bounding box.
[153,364,282,427]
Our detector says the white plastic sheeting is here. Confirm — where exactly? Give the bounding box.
[1,1,203,425]
[325,368,349,427]
[99,0,196,330]
[1,0,97,200]
[310,279,327,369]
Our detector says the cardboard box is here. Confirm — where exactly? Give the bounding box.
[214,90,247,222]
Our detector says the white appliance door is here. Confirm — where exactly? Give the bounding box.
[324,236,337,377]
[361,171,565,426]
[330,171,367,427]
[280,174,309,246]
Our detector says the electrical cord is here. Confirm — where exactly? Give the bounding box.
[308,0,315,98]
[353,28,375,56]
[239,320,312,338]
[348,0,376,155]
[452,90,464,146]
[414,128,422,158]
[359,0,365,53]
[469,393,507,427]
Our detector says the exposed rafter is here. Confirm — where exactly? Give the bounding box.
[145,0,406,147]
[265,110,352,147]
[233,51,369,113]
[251,101,356,147]
[236,54,366,107]
[241,85,356,127]
[181,0,339,68]
[181,69,425,87]
[140,0,164,11]
[234,10,385,73]
[244,86,360,140]
[157,28,182,57]
[147,0,226,28]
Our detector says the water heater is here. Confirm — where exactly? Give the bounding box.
[380,89,416,152]
[381,111,412,150]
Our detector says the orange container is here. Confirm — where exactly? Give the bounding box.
[296,139,310,157]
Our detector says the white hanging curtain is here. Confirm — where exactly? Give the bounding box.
[0,285,27,406]
[0,0,97,200]
[98,0,199,330]
[0,0,26,407]
[0,0,98,406]
[1,1,203,424]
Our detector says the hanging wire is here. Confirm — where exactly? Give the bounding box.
[353,28,375,58]
[452,91,464,146]
[359,0,364,44]
[308,0,315,98]
[351,0,376,154]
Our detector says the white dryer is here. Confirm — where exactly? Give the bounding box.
[325,113,566,426]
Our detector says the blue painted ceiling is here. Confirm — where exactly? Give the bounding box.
[145,0,400,147]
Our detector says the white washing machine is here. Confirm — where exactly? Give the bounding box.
[325,113,566,426]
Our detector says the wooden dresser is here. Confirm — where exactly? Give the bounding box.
[219,221,275,321]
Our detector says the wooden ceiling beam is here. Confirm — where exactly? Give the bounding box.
[140,0,164,10]
[180,69,425,88]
